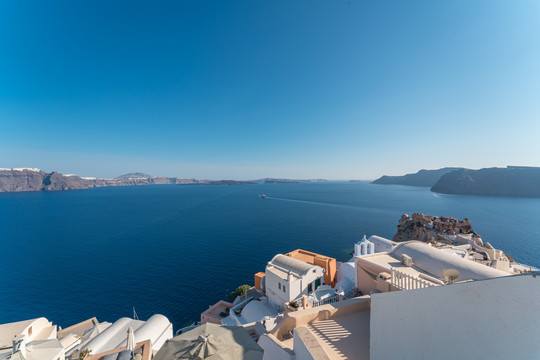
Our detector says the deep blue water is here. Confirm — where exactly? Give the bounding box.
[1,182,539,330]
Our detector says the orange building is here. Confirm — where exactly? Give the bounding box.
[285,249,337,287]
[254,272,266,291]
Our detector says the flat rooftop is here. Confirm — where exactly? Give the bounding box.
[58,317,98,338]
[304,309,370,360]
[204,301,233,319]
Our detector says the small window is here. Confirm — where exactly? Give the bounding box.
[315,278,321,289]
[278,283,281,290]
[308,283,313,293]
[283,286,286,293]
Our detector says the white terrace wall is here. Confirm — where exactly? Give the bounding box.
[370,274,540,360]
[258,334,294,360]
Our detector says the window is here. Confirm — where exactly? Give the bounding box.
[315,278,321,290]
[283,285,286,293]
[308,283,313,293]
[278,283,281,290]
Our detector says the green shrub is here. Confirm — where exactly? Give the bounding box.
[76,349,91,360]
[228,284,251,301]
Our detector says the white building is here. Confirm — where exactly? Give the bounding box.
[0,318,64,360]
[368,273,540,359]
[68,314,173,358]
[258,273,540,360]
[265,254,325,311]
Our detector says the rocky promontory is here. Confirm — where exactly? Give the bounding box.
[393,213,479,244]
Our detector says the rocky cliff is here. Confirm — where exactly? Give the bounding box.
[0,169,232,192]
[431,166,540,198]
[373,167,464,187]
[0,169,94,192]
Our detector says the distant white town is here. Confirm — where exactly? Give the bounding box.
[1,214,539,360]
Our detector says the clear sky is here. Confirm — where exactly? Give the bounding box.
[1,1,540,180]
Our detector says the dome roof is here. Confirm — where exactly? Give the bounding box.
[391,241,508,281]
[269,254,315,276]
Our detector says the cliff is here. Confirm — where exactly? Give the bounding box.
[431,166,540,198]
[373,167,464,187]
[0,169,93,192]
[0,169,247,192]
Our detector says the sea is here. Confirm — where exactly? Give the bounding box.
[1,181,539,330]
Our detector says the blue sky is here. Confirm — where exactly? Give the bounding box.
[1,1,539,179]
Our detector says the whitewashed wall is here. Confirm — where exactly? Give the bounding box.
[258,334,294,360]
[266,266,324,309]
[370,274,540,360]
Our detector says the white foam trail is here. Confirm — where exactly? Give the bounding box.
[265,196,392,214]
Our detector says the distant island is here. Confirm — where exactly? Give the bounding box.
[432,166,540,197]
[0,168,327,193]
[263,179,300,184]
[373,166,540,198]
[179,180,255,186]
[372,167,464,187]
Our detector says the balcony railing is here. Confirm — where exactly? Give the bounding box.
[311,288,358,308]
[391,268,437,290]
[312,295,340,308]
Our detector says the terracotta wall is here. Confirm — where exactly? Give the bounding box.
[286,249,337,287]
[254,272,266,291]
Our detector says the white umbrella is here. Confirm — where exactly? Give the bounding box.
[126,327,136,351]
[153,323,263,360]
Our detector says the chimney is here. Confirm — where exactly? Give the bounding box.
[12,335,26,358]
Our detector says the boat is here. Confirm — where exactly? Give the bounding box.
[259,194,267,198]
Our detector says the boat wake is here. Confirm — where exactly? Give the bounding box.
[265,196,391,213]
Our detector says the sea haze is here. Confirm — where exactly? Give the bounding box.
[1,182,539,329]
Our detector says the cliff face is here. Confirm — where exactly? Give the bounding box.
[42,172,93,191]
[431,166,540,198]
[0,169,93,192]
[373,167,464,187]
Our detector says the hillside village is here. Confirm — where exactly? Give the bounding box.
[1,214,538,360]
